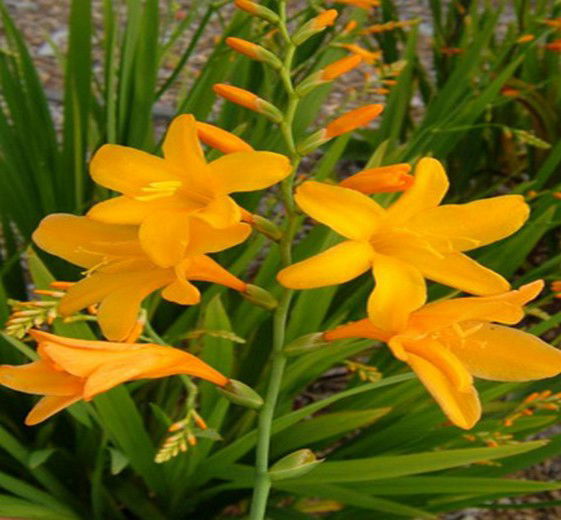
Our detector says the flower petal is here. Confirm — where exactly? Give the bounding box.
[386,158,449,224]
[195,195,242,229]
[295,181,385,240]
[209,151,291,193]
[90,144,181,196]
[410,281,544,331]
[161,278,201,305]
[33,214,141,269]
[0,360,82,396]
[138,210,191,267]
[277,240,374,289]
[184,255,247,291]
[162,114,206,170]
[368,254,426,331]
[407,353,481,429]
[410,250,510,295]
[87,196,160,225]
[185,219,251,256]
[25,395,82,426]
[449,323,561,382]
[409,195,530,252]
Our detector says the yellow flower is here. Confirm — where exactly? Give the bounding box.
[278,158,529,330]
[33,214,250,340]
[323,281,561,429]
[0,330,228,425]
[87,114,290,267]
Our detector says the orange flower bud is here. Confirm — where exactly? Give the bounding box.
[49,281,75,290]
[324,104,384,138]
[195,121,254,154]
[213,84,282,122]
[226,37,282,68]
[441,47,464,56]
[312,9,338,30]
[234,0,278,23]
[552,280,561,292]
[226,37,260,59]
[321,54,363,80]
[517,34,535,43]
[362,21,396,34]
[552,192,561,200]
[373,88,390,95]
[342,20,358,34]
[340,43,381,63]
[339,163,413,194]
[500,86,521,97]
[545,39,561,52]
[382,79,397,86]
[543,18,561,29]
[334,0,380,8]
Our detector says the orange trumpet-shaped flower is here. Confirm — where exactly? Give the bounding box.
[195,121,254,154]
[325,104,384,138]
[278,158,529,331]
[321,54,363,80]
[323,281,561,429]
[0,330,228,425]
[339,163,413,194]
[87,114,290,267]
[33,214,249,340]
[340,44,381,63]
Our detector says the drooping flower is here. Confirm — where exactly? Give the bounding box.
[87,114,290,267]
[323,281,561,429]
[33,214,250,340]
[0,330,228,425]
[278,158,529,330]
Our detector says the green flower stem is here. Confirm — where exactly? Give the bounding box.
[249,3,301,517]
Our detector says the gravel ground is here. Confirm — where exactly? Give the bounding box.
[3,1,561,519]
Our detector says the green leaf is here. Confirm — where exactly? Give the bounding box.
[28,448,56,469]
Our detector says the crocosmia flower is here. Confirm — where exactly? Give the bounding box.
[278,158,529,330]
[0,330,228,425]
[33,214,250,340]
[87,114,290,267]
[324,281,561,429]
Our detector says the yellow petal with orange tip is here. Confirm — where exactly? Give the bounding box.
[33,214,141,269]
[138,209,191,268]
[448,323,561,382]
[295,181,384,240]
[209,151,291,193]
[409,250,510,296]
[25,394,82,426]
[386,157,449,224]
[368,254,426,332]
[323,318,391,342]
[407,353,481,429]
[196,121,254,153]
[277,240,374,289]
[90,144,182,196]
[409,195,529,252]
[339,164,413,194]
[195,195,242,229]
[184,255,247,292]
[185,218,251,256]
[0,360,83,396]
[410,280,544,331]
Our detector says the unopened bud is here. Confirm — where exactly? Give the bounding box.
[251,214,283,241]
[234,0,279,23]
[284,333,328,356]
[269,449,323,481]
[219,379,263,409]
[242,284,278,310]
[213,84,283,123]
[226,37,282,69]
[293,10,338,45]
